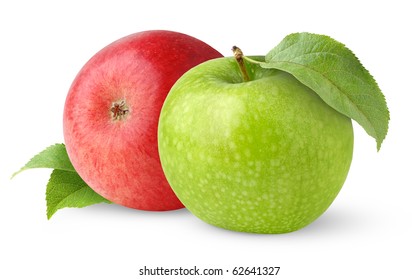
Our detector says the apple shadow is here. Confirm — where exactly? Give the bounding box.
[71,201,368,237]
[186,206,369,237]
[76,201,191,218]
[296,207,368,235]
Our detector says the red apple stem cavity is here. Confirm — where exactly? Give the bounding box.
[111,100,129,120]
[232,46,250,82]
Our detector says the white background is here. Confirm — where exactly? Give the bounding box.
[1,1,417,279]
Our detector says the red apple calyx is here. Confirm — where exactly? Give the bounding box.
[110,100,129,120]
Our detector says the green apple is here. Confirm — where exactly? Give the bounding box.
[158,55,354,234]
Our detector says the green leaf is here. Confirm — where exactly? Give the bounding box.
[12,143,112,218]
[247,32,390,150]
[46,169,111,219]
[12,143,75,178]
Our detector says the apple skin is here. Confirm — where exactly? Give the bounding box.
[63,30,222,211]
[158,57,354,233]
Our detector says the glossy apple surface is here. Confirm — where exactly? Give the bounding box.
[63,30,222,210]
[158,57,354,232]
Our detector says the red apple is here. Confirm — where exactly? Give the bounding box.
[63,30,222,210]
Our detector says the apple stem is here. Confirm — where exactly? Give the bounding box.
[232,46,250,82]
